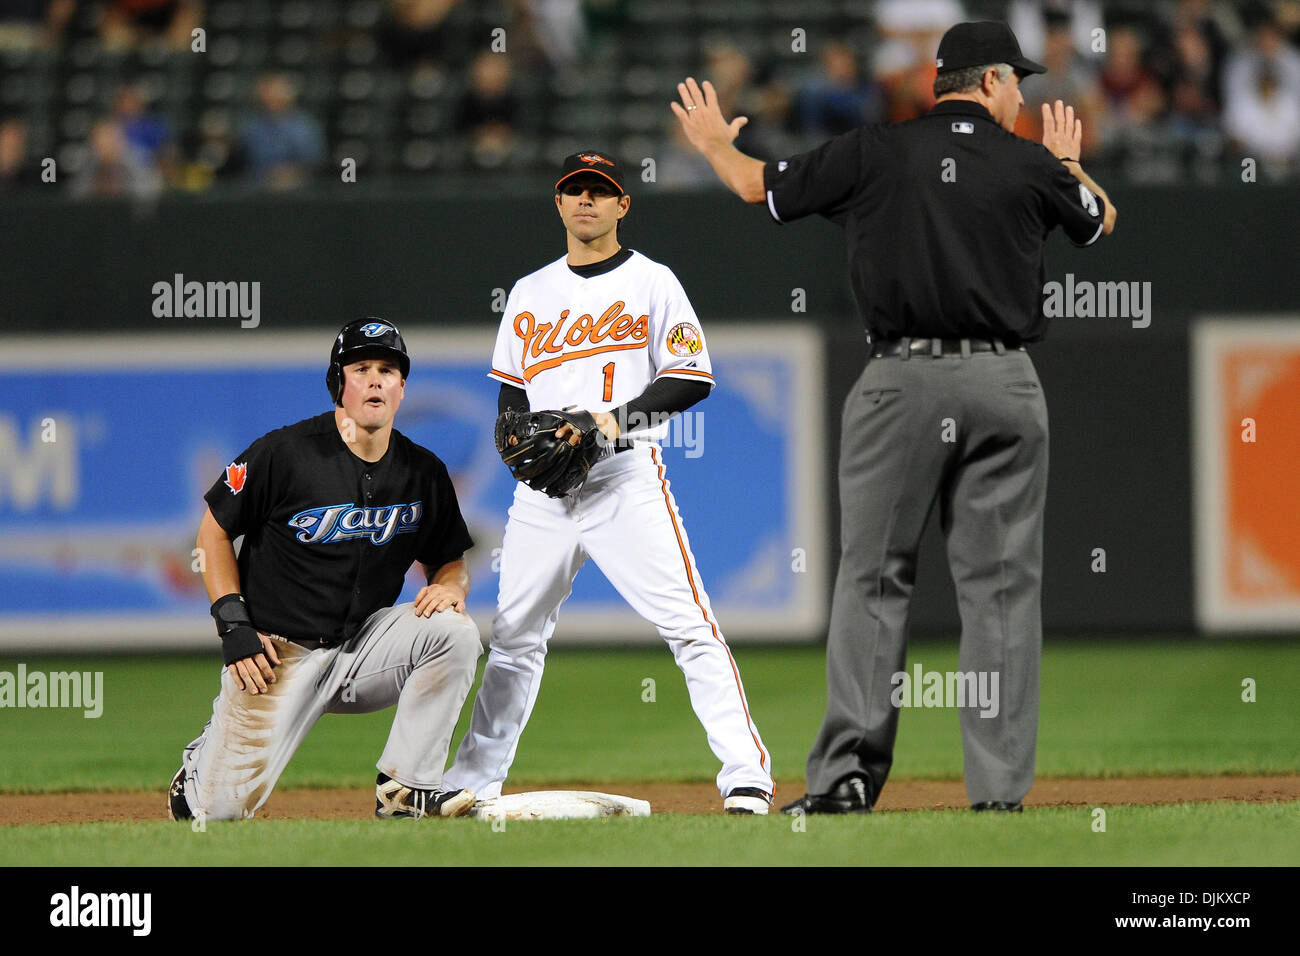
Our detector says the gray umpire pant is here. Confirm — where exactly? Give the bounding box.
[179,603,482,821]
[806,342,1049,806]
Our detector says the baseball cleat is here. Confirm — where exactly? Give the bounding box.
[780,775,873,815]
[167,766,193,821]
[971,801,1023,812]
[724,787,773,815]
[374,772,476,819]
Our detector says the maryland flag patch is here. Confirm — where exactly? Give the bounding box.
[667,322,703,357]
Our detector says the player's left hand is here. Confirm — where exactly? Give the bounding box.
[556,411,619,444]
[671,77,749,156]
[414,583,467,616]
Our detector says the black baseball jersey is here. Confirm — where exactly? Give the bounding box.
[204,412,474,645]
[763,99,1107,343]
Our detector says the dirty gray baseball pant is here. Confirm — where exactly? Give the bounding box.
[805,345,1048,806]
[179,603,482,821]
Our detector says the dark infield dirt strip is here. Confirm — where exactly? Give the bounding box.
[2,775,1298,824]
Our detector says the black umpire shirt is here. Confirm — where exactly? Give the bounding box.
[763,99,1106,343]
[204,412,474,645]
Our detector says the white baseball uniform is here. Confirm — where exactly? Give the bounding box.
[445,248,772,799]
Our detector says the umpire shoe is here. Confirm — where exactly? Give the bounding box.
[780,775,873,815]
[374,772,476,820]
[723,787,773,815]
[166,766,192,822]
[971,801,1023,812]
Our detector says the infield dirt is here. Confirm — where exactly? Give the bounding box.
[2,775,1298,824]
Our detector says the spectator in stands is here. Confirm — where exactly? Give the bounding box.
[1224,57,1300,172]
[514,0,586,74]
[1164,19,1223,136]
[0,0,74,51]
[181,107,241,190]
[697,41,778,158]
[1272,0,1300,45]
[658,61,802,187]
[1149,0,1235,98]
[453,51,518,168]
[1223,6,1300,115]
[1008,0,1106,65]
[0,113,41,192]
[112,82,177,181]
[380,0,461,72]
[1099,25,1166,138]
[658,42,769,188]
[1015,15,1103,155]
[872,0,962,121]
[241,73,326,190]
[795,40,883,136]
[701,41,752,118]
[657,117,721,191]
[70,118,161,198]
[745,64,801,160]
[99,0,204,54]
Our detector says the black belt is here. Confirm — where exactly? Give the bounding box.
[870,337,1024,358]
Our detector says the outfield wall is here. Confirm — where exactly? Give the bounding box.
[2,185,1298,643]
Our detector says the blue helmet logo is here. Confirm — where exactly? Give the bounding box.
[360,322,392,337]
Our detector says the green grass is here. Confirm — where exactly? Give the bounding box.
[0,638,1296,793]
[1,803,1295,867]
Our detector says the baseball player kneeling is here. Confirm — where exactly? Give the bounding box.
[443,151,774,814]
[167,319,483,822]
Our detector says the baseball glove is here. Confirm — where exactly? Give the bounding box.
[495,407,609,498]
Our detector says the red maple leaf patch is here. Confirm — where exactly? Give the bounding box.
[224,461,248,494]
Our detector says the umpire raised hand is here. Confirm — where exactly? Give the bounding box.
[674,21,1116,814]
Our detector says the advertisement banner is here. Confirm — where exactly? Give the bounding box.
[0,327,825,648]
[1192,317,1300,632]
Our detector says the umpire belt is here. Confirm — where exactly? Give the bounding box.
[870,337,1024,359]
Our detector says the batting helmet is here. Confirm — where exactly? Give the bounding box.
[326,318,411,405]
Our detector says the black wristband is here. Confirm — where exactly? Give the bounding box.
[220,625,265,667]
[1060,157,1080,164]
[210,593,252,636]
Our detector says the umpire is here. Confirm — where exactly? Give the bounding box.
[673,21,1117,813]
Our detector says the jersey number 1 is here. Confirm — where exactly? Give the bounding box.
[601,362,615,402]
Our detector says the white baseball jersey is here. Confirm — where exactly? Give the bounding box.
[448,246,773,805]
[489,250,713,438]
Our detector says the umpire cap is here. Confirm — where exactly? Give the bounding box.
[327,318,410,404]
[936,21,1046,78]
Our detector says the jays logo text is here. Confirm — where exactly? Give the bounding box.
[288,501,422,545]
[513,300,648,381]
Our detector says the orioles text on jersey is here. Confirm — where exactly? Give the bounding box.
[513,300,649,381]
